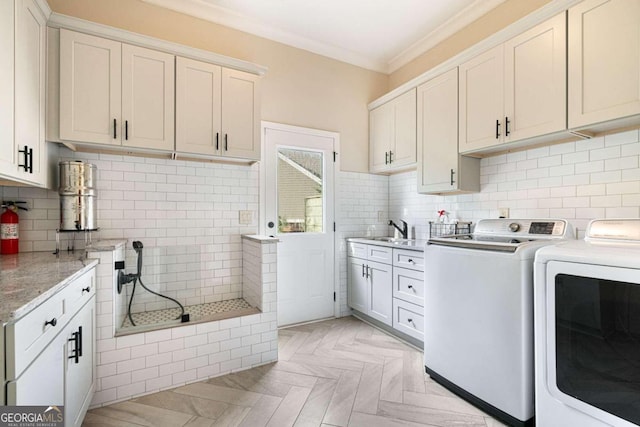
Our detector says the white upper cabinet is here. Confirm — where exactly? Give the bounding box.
[459,45,504,153]
[60,29,175,152]
[176,61,260,160]
[504,12,567,142]
[568,0,640,131]
[220,68,261,160]
[60,30,121,146]
[176,57,222,156]
[0,0,16,177]
[369,89,417,173]
[121,44,175,151]
[417,68,479,194]
[0,0,48,187]
[59,29,261,160]
[459,12,566,154]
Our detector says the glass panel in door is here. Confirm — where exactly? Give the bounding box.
[277,148,323,234]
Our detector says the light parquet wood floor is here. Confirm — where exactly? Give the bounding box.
[83,316,505,427]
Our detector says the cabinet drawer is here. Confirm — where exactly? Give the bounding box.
[393,298,424,342]
[393,267,424,307]
[348,242,367,258]
[6,268,96,379]
[367,245,392,264]
[65,268,96,315]
[393,248,424,271]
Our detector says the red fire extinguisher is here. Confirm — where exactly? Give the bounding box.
[1,201,27,255]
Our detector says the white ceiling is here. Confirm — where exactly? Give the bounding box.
[141,0,506,73]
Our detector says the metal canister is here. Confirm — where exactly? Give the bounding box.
[58,161,98,231]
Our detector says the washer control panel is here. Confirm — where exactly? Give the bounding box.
[475,219,570,238]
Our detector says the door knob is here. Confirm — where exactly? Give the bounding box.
[267,221,275,228]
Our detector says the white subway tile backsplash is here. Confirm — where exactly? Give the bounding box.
[386,129,640,248]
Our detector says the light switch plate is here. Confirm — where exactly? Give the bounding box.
[498,207,509,218]
[239,210,253,225]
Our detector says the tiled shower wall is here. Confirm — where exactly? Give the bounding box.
[389,129,640,238]
[0,147,259,310]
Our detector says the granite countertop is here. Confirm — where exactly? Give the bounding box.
[0,251,99,324]
[347,237,427,252]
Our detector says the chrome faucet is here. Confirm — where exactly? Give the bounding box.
[388,219,408,239]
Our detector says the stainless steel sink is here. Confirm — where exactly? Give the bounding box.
[373,237,412,244]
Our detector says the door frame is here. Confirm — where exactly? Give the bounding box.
[260,121,340,322]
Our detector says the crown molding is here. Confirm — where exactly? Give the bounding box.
[386,0,506,73]
[141,0,388,72]
[369,0,583,109]
[47,12,268,76]
[35,0,52,19]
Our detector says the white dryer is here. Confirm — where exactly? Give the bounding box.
[534,219,640,427]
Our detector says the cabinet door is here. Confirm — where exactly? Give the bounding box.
[348,257,368,313]
[459,44,504,153]
[122,44,175,151]
[6,330,65,406]
[0,1,15,176]
[417,69,459,193]
[368,260,393,326]
[60,29,122,145]
[390,88,417,168]
[221,68,260,160]
[176,57,222,155]
[568,0,640,129]
[369,103,393,172]
[504,12,566,142]
[65,297,95,427]
[14,0,46,185]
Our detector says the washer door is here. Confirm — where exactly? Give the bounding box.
[546,261,640,427]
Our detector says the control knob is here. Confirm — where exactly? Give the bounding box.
[508,222,520,232]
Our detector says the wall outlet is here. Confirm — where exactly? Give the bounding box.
[498,207,509,218]
[239,210,253,225]
[378,210,385,222]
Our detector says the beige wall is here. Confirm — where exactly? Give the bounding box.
[47,0,389,172]
[389,0,553,90]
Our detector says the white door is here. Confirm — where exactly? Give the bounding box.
[263,122,337,326]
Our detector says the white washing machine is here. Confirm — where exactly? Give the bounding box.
[425,219,574,426]
[534,219,640,427]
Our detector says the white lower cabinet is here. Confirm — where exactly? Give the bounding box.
[392,298,424,341]
[65,296,96,427]
[347,243,393,326]
[348,242,424,338]
[347,256,368,314]
[367,261,393,326]
[5,330,65,406]
[4,268,96,427]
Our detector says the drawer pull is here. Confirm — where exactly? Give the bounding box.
[82,286,91,294]
[407,318,415,325]
[407,285,415,291]
[44,318,57,327]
